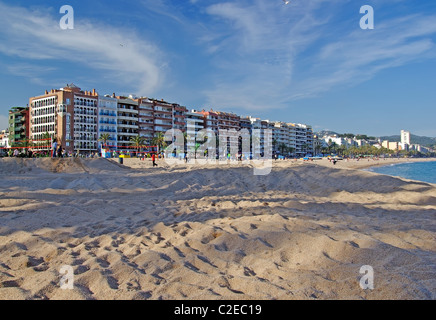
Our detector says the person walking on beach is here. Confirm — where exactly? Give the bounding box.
[52,139,57,158]
[152,153,158,167]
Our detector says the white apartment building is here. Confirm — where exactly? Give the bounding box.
[185,111,204,150]
[73,94,98,151]
[117,97,139,151]
[98,95,118,149]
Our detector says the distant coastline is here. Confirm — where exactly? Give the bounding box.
[363,159,436,185]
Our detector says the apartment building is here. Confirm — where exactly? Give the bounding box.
[8,106,30,146]
[29,84,99,154]
[117,96,139,151]
[137,97,155,141]
[98,95,118,149]
[73,90,98,152]
[26,84,315,157]
[173,104,187,132]
[215,111,240,131]
[195,110,219,134]
[185,110,204,150]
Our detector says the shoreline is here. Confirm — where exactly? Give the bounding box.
[311,157,436,170]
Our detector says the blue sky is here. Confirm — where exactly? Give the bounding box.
[1,0,435,136]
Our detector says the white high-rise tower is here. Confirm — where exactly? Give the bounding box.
[401,130,411,151]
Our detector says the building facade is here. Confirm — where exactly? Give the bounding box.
[98,95,118,149]
[8,107,30,146]
[117,97,139,151]
[27,84,315,157]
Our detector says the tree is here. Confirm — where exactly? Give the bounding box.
[39,132,53,150]
[287,146,296,157]
[99,133,111,149]
[330,142,338,154]
[272,138,278,153]
[278,143,287,155]
[130,135,145,154]
[152,132,167,154]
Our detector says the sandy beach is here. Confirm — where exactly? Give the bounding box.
[0,157,435,300]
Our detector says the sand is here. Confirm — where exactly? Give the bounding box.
[0,156,435,300]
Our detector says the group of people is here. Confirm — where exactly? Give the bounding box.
[51,139,65,158]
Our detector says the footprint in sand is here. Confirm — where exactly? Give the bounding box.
[26,256,49,272]
[152,232,165,244]
[106,275,119,290]
[97,258,110,268]
[243,267,256,277]
[173,246,185,258]
[1,279,22,288]
[74,265,90,275]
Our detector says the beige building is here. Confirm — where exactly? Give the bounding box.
[29,84,99,154]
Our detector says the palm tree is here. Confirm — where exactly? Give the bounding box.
[40,131,53,150]
[272,138,278,154]
[278,142,287,155]
[152,132,167,154]
[99,133,111,149]
[338,145,346,156]
[330,142,338,155]
[130,135,145,154]
[287,146,296,157]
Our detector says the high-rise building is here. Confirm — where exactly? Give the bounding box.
[27,84,315,158]
[73,89,98,152]
[185,110,204,151]
[152,99,174,137]
[401,130,411,145]
[29,84,99,154]
[116,96,139,151]
[97,95,118,149]
[8,106,29,146]
[195,110,219,134]
[137,97,155,142]
[401,130,411,151]
[173,104,187,132]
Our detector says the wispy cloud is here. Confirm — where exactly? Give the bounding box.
[0,1,165,94]
[199,0,436,112]
[4,63,57,85]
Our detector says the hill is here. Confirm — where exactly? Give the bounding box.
[316,131,436,148]
[379,134,436,148]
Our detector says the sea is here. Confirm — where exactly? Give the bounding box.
[366,161,436,184]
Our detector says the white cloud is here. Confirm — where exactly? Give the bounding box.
[0,2,165,94]
[200,0,436,112]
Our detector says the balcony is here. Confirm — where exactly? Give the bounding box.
[139,104,153,111]
[118,123,138,129]
[154,114,172,120]
[99,120,117,125]
[99,128,117,133]
[75,111,97,116]
[99,112,117,117]
[117,132,138,137]
[118,115,138,121]
[117,107,138,114]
